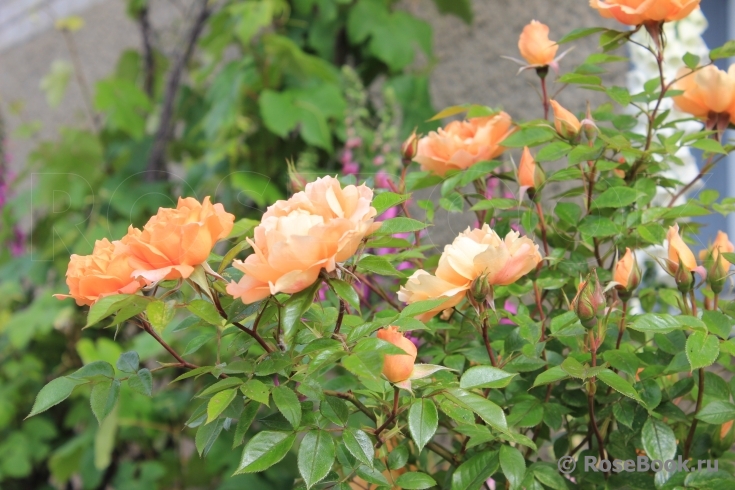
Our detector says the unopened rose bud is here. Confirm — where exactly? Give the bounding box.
[571,270,605,329]
[582,102,597,143]
[665,224,698,280]
[401,130,419,164]
[675,258,695,292]
[613,248,641,299]
[471,273,492,303]
[518,147,545,196]
[550,100,582,140]
[699,231,734,294]
[377,326,417,383]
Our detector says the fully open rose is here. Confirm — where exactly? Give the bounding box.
[227,176,380,304]
[589,0,701,25]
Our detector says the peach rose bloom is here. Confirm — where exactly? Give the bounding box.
[673,65,735,121]
[589,0,700,26]
[124,196,235,282]
[399,225,542,320]
[699,230,735,271]
[667,224,697,273]
[518,146,539,189]
[377,326,417,383]
[55,238,144,306]
[227,176,380,304]
[550,100,581,139]
[613,247,641,292]
[414,113,514,176]
[518,20,559,67]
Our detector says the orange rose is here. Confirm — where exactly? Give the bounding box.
[124,197,235,282]
[518,146,544,191]
[550,100,581,139]
[613,248,641,293]
[666,224,698,273]
[414,113,514,177]
[377,326,417,383]
[398,225,542,320]
[590,0,700,26]
[518,20,559,67]
[227,176,380,304]
[699,230,734,281]
[673,66,735,122]
[54,238,144,306]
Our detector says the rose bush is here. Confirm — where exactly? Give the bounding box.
[26,1,735,489]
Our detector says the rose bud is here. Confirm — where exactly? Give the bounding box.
[699,231,734,294]
[665,224,700,292]
[518,147,545,197]
[550,100,582,140]
[571,270,605,328]
[401,130,420,163]
[377,326,418,383]
[613,248,641,298]
[518,20,559,68]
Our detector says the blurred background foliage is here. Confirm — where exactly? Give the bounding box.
[0,0,472,488]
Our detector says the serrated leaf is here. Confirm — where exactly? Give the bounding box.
[272,385,302,429]
[558,27,606,44]
[451,451,499,490]
[241,379,270,405]
[358,255,403,277]
[499,445,526,490]
[408,398,438,454]
[187,299,224,326]
[235,431,295,474]
[532,366,569,387]
[374,217,427,235]
[343,428,374,468]
[641,418,676,462]
[27,377,87,418]
[686,331,719,370]
[233,402,260,448]
[445,389,508,434]
[196,418,225,457]
[460,366,516,389]
[116,351,139,373]
[329,279,361,312]
[128,368,152,396]
[298,430,335,489]
[373,192,410,215]
[90,379,120,424]
[597,369,642,403]
[400,298,450,318]
[207,388,238,424]
[69,361,115,380]
[696,401,735,424]
[395,472,437,489]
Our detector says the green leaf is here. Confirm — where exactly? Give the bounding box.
[298,430,335,489]
[69,361,115,380]
[187,299,224,326]
[683,52,700,70]
[207,389,238,424]
[375,217,427,235]
[560,358,586,379]
[27,377,87,418]
[451,451,499,490]
[641,418,676,462]
[578,216,618,237]
[358,255,403,277]
[400,298,449,319]
[329,279,360,312]
[146,300,176,333]
[128,368,152,396]
[356,465,390,486]
[241,379,270,405]
[536,141,572,162]
[395,472,437,489]
[691,138,726,154]
[408,398,438,454]
[373,192,410,215]
[116,351,139,373]
[233,402,260,448]
[196,418,225,457]
[460,366,516,390]
[343,428,374,468]
[198,378,245,398]
[532,366,569,387]
[90,380,120,424]
[702,310,733,339]
[696,401,735,424]
[470,198,518,211]
[558,27,606,44]
[591,187,638,208]
[86,294,142,327]
[445,389,508,434]
[686,331,720,370]
[430,0,472,24]
[629,313,683,334]
[554,202,581,225]
[499,445,526,490]
[281,283,319,345]
[321,396,349,426]
[234,431,296,474]
[501,127,556,148]
[272,385,302,429]
[711,40,735,60]
[597,369,642,403]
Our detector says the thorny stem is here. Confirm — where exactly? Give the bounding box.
[588,330,607,473]
[689,289,698,317]
[334,299,347,335]
[540,75,550,120]
[324,390,376,422]
[615,300,628,350]
[137,317,198,370]
[684,368,705,460]
[534,201,550,256]
[374,386,400,447]
[211,283,275,353]
[481,317,498,367]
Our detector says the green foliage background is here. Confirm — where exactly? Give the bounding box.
[0,0,471,487]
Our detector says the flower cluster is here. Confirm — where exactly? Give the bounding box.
[56,197,234,305]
